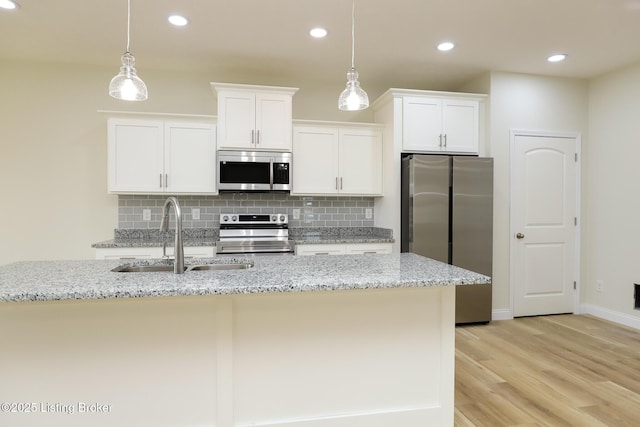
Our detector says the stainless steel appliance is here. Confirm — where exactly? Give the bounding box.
[217,213,293,255]
[217,150,291,192]
[401,154,493,324]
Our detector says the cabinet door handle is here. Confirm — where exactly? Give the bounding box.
[363,251,377,255]
[340,177,343,190]
[314,252,330,255]
[251,130,255,145]
[165,174,168,188]
[160,173,163,188]
[444,134,447,147]
[256,129,260,145]
[439,134,443,147]
[336,177,339,190]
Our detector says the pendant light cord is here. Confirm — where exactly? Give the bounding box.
[126,0,131,53]
[350,0,355,68]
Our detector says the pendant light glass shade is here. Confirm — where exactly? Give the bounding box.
[338,67,369,111]
[109,0,148,101]
[109,52,148,101]
[338,0,368,111]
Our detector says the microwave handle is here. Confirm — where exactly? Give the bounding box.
[269,157,274,190]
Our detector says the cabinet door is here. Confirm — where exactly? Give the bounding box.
[164,122,216,193]
[108,119,164,193]
[292,126,340,194]
[255,93,293,151]
[344,243,393,254]
[295,244,346,256]
[165,246,216,258]
[402,97,442,152]
[339,128,383,195]
[441,99,479,153]
[217,91,256,149]
[95,247,162,260]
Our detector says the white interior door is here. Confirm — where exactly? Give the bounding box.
[511,131,579,317]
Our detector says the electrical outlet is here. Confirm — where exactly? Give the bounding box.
[365,208,373,219]
[292,208,300,220]
[192,208,200,220]
[142,209,151,221]
[596,280,604,292]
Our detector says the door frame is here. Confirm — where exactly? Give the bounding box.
[509,129,582,317]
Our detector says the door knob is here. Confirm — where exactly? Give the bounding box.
[516,233,525,239]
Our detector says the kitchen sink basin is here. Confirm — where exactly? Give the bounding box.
[188,263,253,271]
[112,265,182,273]
[111,262,253,273]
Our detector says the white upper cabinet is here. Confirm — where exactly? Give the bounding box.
[292,122,383,196]
[401,94,481,153]
[212,83,298,151]
[339,127,383,195]
[292,125,340,194]
[163,122,217,193]
[108,119,164,193]
[108,118,216,194]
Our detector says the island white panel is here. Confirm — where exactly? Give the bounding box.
[0,296,218,427]
[231,286,454,426]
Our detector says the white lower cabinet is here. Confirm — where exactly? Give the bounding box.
[95,246,216,260]
[295,243,392,256]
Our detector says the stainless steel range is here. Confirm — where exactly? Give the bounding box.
[216,213,293,255]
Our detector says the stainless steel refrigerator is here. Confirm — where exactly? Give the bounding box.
[401,154,493,324]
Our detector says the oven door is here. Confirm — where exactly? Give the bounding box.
[218,151,272,191]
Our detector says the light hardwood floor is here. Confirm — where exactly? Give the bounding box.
[455,314,640,426]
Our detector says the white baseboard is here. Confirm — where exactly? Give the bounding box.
[580,304,640,330]
[491,308,513,321]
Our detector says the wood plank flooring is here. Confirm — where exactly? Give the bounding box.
[455,314,640,426]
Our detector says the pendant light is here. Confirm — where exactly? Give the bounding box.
[338,0,369,111]
[109,0,148,101]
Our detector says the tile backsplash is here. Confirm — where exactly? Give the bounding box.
[118,194,375,229]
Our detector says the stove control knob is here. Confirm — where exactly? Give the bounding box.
[271,215,277,222]
[222,215,229,222]
[231,215,237,222]
[279,215,286,222]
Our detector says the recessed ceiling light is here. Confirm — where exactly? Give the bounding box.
[437,42,455,52]
[548,54,567,63]
[168,15,189,27]
[309,27,328,38]
[0,0,19,10]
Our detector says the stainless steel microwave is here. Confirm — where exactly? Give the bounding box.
[217,150,292,192]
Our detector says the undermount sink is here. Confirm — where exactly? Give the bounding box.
[112,265,181,273]
[111,262,253,273]
[188,263,253,271]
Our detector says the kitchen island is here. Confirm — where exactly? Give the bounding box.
[0,254,489,427]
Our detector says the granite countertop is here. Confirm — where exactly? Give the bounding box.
[91,227,395,249]
[92,228,218,249]
[0,253,489,303]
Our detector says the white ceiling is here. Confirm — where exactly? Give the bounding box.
[3,0,640,94]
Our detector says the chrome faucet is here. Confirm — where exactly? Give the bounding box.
[160,196,185,274]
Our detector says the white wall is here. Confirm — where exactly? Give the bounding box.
[584,62,640,323]
[488,72,589,314]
